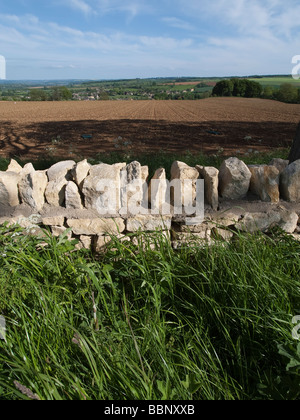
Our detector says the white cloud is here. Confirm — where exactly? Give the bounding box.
[162,17,195,31]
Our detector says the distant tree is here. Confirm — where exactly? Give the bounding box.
[212,78,262,98]
[29,89,47,101]
[276,83,298,103]
[98,91,109,100]
[244,80,263,98]
[262,86,275,99]
[50,86,72,101]
[212,80,234,97]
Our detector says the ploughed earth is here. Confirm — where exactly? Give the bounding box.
[0,98,299,161]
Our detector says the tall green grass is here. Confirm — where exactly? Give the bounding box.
[0,224,300,400]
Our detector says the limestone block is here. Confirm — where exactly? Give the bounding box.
[278,209,298,233]
[45,177,69,207]
[197,166,219,210]
[249,165,280,203]
[45,160,76,207]
[126,215,172,232]
[269,158,289,174]
[7,159,22,173]
[235,211,281,233]
[280,160,300,202]
[82,162,126,214]
[47,160,76,182]
[72,159,91,190]
[0,171,20,207]
[219,157,251,200]
[66,218,125,236]
[170,161,199,207]
[18,170,48,211]
[65,181,83,209]
[42,216,65,227]
[120,161,148,215]
[148,168,169,214]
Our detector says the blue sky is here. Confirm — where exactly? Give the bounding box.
[0,0,299,80]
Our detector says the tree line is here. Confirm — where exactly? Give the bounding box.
[212,78,300,104]
[28,86,72,101]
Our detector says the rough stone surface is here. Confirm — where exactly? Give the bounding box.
[148,168,169,214]
[45,177,69,207]
[82,162,126,214]
[126,215,172,232]
[219,157,251,200]
[197,166,219,210]
[19,170,48,211]
[45,161,76,207]
[249,165,280,203]
[72,159,91,190]
[66,217,125,235]
[280,160,300,202]
[65,181,83,210]
[47,160,76,182]
[42,216,65,227]
[269,158,289,174]
[7,159,23,173]
[170,161,199,207]
[0,171,20,207]
[120,161,148,215]
[278,209,298,233]
[235,211,281,233]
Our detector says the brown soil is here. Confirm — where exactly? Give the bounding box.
[0,98,299,161]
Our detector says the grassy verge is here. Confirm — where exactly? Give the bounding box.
[0,224,300,400]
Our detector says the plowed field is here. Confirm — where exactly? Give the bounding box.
[0,98,299,160]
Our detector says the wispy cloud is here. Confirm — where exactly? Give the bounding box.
[162,17,195,31]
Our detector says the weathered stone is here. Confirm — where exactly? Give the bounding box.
[7,159,22,173]
[72,159,91,190]
[66,218,125,236]
[211,227,234,241]
[235,211,281,233]
[18,170,48,211]
[213,212,241,227]
[219,157,251,200]
[197,166,219,210]
[269,158,289,174]
[51,226,72,239]
[82,163,126,214]
[126,215,172,232]
[0,171,20,207]
[120,161,148,215]
[249,165,280,203]
[278,209,298,233]
[280,160,300,202]
[148,168,169,214]
[45,161,76,207]
[47,160,76,182]
[65,181,83,209]
[42,216,65,227]
[170,161,199,208]
[45,177,69,207]
[77,235,92,250]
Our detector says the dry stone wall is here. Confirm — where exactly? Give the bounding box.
[1,157,300,252]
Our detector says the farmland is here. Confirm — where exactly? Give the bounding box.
[0,97,299,161]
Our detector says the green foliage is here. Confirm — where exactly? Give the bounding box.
[276,83,299,104]
[213,78,263,98]
[1,223,300,400]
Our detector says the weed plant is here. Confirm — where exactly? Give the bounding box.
[0,223,300,400]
